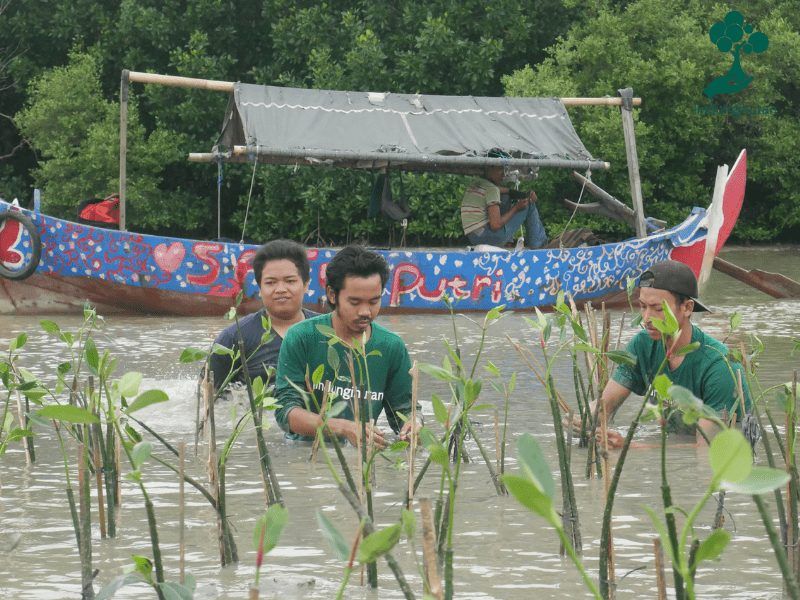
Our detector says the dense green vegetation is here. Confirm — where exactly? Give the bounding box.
[1,1,798,243]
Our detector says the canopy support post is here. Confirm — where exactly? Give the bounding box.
[618,87,646,238]
[119,70,129,232]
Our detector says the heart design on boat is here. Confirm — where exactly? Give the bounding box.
[153,242,185,273]
[0,216,24,267]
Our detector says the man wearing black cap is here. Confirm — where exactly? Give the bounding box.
[596,259,751,446]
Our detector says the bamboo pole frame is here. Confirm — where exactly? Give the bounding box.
[118,70,644,232]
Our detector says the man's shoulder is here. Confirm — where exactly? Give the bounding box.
[214,309,265,345]
[285,312,331,339]
[371,321,408,351]
[692,325,731,363]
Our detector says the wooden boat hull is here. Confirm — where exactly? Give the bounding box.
[0,152,746,316]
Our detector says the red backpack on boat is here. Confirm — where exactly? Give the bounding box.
[77,194,120,228]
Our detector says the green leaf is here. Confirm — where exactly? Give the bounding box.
[722,466,790,495]
[327,400,348,418]
[570,319,588,342]
[502,475,559,528]
[253,504,289,555]
[211,344,234,356]
[484,361,500,378]
[131,441,152,469]
[10,332,27,351]
[327,344,341,373]
[7,428,32,442]
[311,364,325,387]
[643,506,676,564]
[709,429,752,484]
[37,405,99,424]
[401,508,416,540]
[40,319,61,336]
[653,374,672,399]
[159,581,195,600]
[662,300,679,335]
[692,528,731,568]
[316,510,350,561]
[315,324,338,339]
[357,522,401,563]
[515,433,555,499]
[573,342,599,354]
[730,312,742,332]
[485,304,504,323]
[179,347,207,363]
[674,341,701,356]
[130,555,154,582]
[126,389,169,414]
[418,363,459,383]
[118,372,143,398]
[96,573,141,600]
[606,350,637,367]
[84,337,99,373]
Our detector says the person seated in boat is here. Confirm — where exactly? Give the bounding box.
[585,260,752,448]
[208,239,317,391]
[460,165,547,249]
[274,245,421,447]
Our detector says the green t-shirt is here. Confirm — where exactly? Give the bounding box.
[612,324,751,420]
[460,177,500,235]
[274,313,414,441]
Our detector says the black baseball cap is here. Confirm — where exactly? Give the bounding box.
[638,260,710,313]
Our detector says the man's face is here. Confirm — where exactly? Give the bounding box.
[258,259,309,320]
[486,167,504,184]
[328,274,383,338]
[638,287,693,340]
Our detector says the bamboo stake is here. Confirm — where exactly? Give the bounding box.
[654,538,668,600]
[407,362,419,509]
[179,441,186,584]
[93,430,106,539]
[115,416,122,524]
[420,498,443,600]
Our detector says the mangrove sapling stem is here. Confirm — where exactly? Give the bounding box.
[754,403,788,546]
[92,426,106,539]
[235,336,283,507]
[335,480,416,599]
[465,419,504,494]
[444,432,464,600]
[335,521,364,600]
[660,407,685,599]
[754,493,800,600]
[598,391,654,599]
[78,442,95,600]
[542,355,581,554]
[408,363,419,509]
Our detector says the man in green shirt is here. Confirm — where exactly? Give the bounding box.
[274,245,419,447]
[597,260,751,446]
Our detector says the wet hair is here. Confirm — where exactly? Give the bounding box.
[325,245,389,308]
[252,239,310,285]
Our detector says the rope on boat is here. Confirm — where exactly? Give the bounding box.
[558,168,591,249]
[0,209,42,280]
[240,150,258,244]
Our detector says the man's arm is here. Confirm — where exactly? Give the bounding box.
[287,408,388,448]
[580,380,632,449]
[486,193,535,231]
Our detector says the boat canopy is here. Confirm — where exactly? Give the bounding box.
[214,83,607,173]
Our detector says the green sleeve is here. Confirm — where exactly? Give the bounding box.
[274,326,311,434]
[611,335,645,396]
[382,340,414,433]
[701,356,751,416]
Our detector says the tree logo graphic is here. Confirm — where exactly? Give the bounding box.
[704,11,769,99]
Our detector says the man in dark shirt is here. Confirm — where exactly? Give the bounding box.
[208,239,316,390]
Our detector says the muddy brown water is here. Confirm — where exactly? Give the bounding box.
[0,247,798,599]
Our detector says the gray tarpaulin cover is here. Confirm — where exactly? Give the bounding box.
[216,83,600,169]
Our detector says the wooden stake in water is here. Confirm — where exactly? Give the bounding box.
[654,538,667,600]
[420,498,443,600]
[179,441,186,584]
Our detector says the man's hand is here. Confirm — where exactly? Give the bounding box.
[528,191,538,203]
[330,417,388,449]
[514,197,530,212]
[399,419,423,442]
